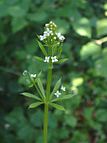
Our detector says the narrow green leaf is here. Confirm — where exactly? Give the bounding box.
[37,78,45,97]
[29,102,43,109]
[50,103,65,111]
[34,56,43,62]
[58,58,68,64]
[21,92,41,101]
[37,40,47,56]
[50,78,61,98]
[37,71,42,78]
[52,94,76,102]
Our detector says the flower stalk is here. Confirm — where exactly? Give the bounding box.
[43,103,49,143]
[43,62,52,143]
[21,21,76,143]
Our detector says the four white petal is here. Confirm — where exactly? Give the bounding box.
[54,90,61,98]
[44,56,50,63]
[51,56,58,63]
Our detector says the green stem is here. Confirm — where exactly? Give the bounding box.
[46,63,52,99]
[43,62,53,143]
[43,103,49,143]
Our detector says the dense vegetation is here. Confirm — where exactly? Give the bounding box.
[0,0,107,143]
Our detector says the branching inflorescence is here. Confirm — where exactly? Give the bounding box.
[21,21,76,143]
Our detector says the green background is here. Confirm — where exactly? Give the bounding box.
[0,0,107,143]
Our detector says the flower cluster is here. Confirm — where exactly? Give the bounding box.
[39,21,65,43]
[44,56,58,63]
[54,85,66,98]
[45,21,57,31]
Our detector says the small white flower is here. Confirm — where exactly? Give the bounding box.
[61,85,66,91]
[54,90,61,98]
[44,56,50,63]
[30,74,36,78]
[23,70,27,76]
[44,28,52,37]
[59,35,65,41]
[45,24,49,27]
[51,56,58,63]
[56,32,65,42]
[40,35,46,41]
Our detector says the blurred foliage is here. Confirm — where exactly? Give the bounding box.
[0,0,107,143]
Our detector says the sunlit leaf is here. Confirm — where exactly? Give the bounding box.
[97,19,107,36]
[72,17,91,38]
[72,77,84,87]
[80,42,101,60]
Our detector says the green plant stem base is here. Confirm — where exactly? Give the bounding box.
[43,103,49,143]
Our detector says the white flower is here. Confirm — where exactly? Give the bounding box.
[51,56,58,63]
[39,35,46,41]
[44,56,50,63]
[54,90,61,98]
[61,85,66,91]
[23,70,27,76]
[44,28,52,37]
[30,74,36,78]
[56,32,65,42]
[45,23,49,27]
